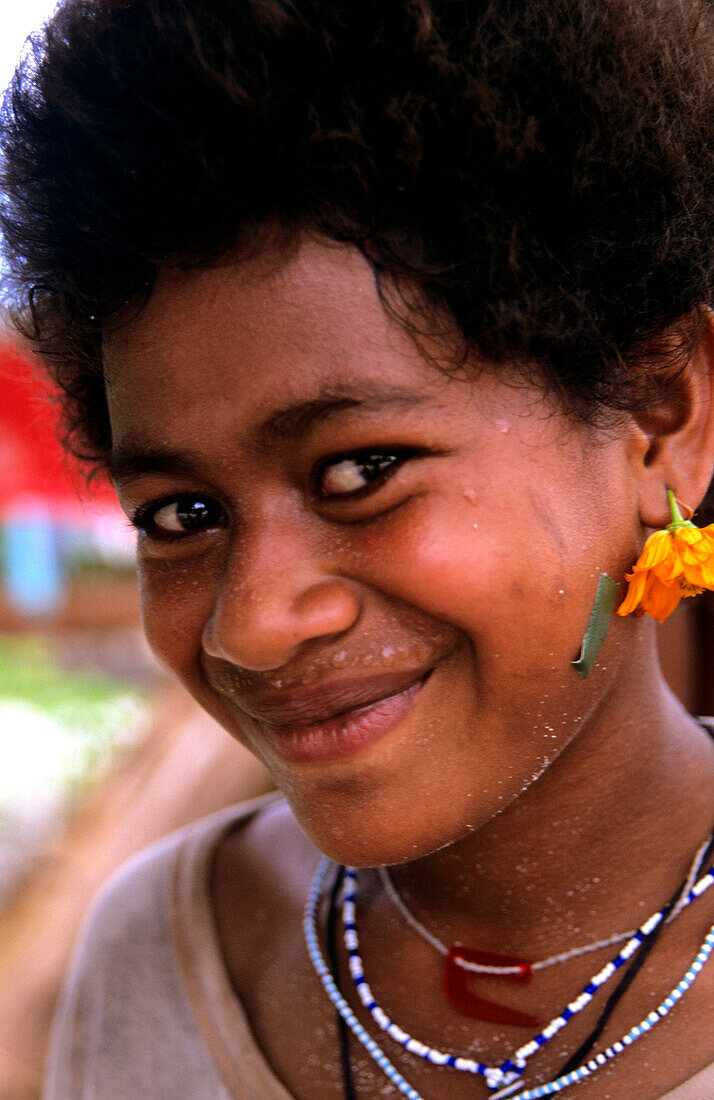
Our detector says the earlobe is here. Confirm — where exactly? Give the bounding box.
[630,312,714,529]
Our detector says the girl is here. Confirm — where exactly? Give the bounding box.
[2,1,714,1096]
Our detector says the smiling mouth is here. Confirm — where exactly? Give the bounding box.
[246,670,432,764]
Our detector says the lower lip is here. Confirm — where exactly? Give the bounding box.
[262,679,425,764]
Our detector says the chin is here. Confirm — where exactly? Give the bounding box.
[279,785,477,868]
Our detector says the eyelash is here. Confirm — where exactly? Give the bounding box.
[131,448,416,540]
[132,494,227,540]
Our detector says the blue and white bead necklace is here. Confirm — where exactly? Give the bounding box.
[304,854,714,1098]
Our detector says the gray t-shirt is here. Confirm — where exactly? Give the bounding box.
[43,794,714,1099]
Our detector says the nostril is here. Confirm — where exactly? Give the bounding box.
[201,576,362,672]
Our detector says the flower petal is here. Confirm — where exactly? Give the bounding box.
[617,518,714,620]
[698,561,714,587]
[652,547,683,585]
[632,530,674,571]
[675,527,707,560]
[639,575,683,622]
[617,571,648,616]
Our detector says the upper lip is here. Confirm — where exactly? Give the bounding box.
[211,665,434,729]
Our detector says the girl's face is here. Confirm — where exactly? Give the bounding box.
[105,238,642,865]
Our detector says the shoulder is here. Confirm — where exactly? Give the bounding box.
[210,796,322,994]
[82,792,283,958]
[44,793,284,1099]
[212,795,319,917]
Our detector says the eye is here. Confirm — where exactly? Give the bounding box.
[315,449,411,499]
[134,494,226,538]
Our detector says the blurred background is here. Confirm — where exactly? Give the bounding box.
[0,18,272,1100]
[0,338,274,1099]
[0,5,711,1100]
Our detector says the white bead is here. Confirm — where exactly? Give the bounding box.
[304,854,714,1100]
[620,938,641,960]
[641,913,662,935]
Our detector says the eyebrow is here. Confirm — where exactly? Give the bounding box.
[111,385,431,487]
[258,386,430,444]
[110,446,204,488]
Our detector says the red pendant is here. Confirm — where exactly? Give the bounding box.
[444,945,542,1028]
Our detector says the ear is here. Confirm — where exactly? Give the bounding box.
[628,312,714,529]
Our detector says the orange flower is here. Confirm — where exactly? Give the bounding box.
[618,492,714,622]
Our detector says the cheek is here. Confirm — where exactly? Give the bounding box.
[137,555,216,679]
[354,503,579,660]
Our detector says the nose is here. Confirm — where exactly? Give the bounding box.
[201,524,362,672]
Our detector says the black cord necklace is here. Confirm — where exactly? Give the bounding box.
[326,832,714,1099]
[558,832,714,1076]
[327,864,357,1099]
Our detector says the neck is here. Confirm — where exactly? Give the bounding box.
[387,652,714,956]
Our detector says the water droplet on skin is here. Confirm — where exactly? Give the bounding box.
[496,418,510,433]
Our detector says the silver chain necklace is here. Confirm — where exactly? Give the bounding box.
[377,847,705,975]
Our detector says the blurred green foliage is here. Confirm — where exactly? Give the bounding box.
[0,634,148,807]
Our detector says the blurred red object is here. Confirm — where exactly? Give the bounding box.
[0,341,115,518]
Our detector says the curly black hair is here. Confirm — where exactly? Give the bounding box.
[1,0,714,469]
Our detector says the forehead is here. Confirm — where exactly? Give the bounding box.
[103,238,452,452]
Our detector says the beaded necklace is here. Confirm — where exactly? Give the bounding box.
[377,847,706,1025]
[380,863,645,970]
[304,853,714,1098]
